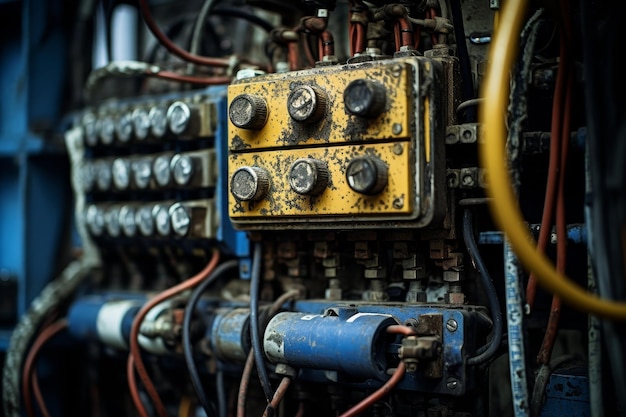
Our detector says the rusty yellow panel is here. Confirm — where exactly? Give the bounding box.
[228,60,413,151]
[228,143,416,222]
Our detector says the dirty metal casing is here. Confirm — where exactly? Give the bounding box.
[263,309,399,381]
[289,300,487,396]
[227,56,445,230]
[210,307,251,363]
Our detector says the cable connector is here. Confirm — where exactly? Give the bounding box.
[398,335,442,372]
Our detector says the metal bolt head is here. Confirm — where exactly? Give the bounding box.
[230,166,271,201]
[112,158,131,190]
[132,107,150,140]
[344,79,387,118]
[153,154,173,187]
[148,105,168,138]
[287,85,326,123]
[392,123,403,135]
[105,206,121,237]
[346,156,388,195]
[152,204,171,237]
[86,205,105,236]
[229,94,268,130]
[115,110,133,143]
[170,154,195,186]
[95,159,112,191]
[119,205,137,237]
[446,318,458,332]
[167,101,191,135]
[132,157,152,189]
[135,205,154,237]
[82,112,98,146]
[288,158,329,195]
[98,114,115,145]
[446,378,458,390]
[169,203,191,237]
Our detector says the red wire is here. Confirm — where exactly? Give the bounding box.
[288,42,299,71]
[394,22,401,52]
[537,2,573,363]
[22,319,68,417]
[137,0,233,68]
[152,72,231,85]
[338,362,407,417]
[261,376,292,417]
[525,49,566,312]
[127,249,221,417]
[428,8,438,46]
[398,17,414,48]
[354,24,365,54]
[335,325,413,417]
[386,324,417,337]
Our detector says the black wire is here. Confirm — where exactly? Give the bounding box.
[250,241,274,404]
[182,259,239,417]
[216,364,227,417]
[463,209,504,366]
[449,0,475,122]
[211,7,275,33]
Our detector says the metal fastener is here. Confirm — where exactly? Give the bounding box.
[446,319,458,332]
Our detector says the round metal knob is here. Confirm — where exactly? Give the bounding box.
[287,85,327,124]
[345,156,388,195]
[230,166,270,201]
[288,158,329,195]
[167,101,197,136]
[343,79,387,118]
[229,94,268,130]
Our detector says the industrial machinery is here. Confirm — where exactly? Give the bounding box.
[1,0,624,416]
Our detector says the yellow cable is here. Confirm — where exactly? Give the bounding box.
[478,0,626,320]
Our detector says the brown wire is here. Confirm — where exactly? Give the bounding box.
[386,324,417,337]
[152,71,231,85]
[137,0,233,68]
[525,33,567,312]
[127,249,221,417]
[319,31,335,61]
[22,319,68,417]
[236,289,300,417]
[294,402,305,417]
[393,22,402,52]
[288,42,300,71]
[332,325,413,417]
[537,5,574,363]
[338,362,407,417]
[398,17,414,48]
[261,376,292,417]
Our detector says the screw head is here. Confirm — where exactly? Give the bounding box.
[446,318,458,332]
[446,378,458,390]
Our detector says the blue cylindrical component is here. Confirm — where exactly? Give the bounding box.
[263,309,398,381]
[67,294,144,350]
[210,307,251,363]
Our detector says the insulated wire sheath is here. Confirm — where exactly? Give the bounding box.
[337,362,407,417]
[463,209,504,366]
[237,289,300,417]
[127,249,221,417]
[249,242,274,403]
[478,0,626,320]
[182,259,239,417]
[22,319,68,417]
